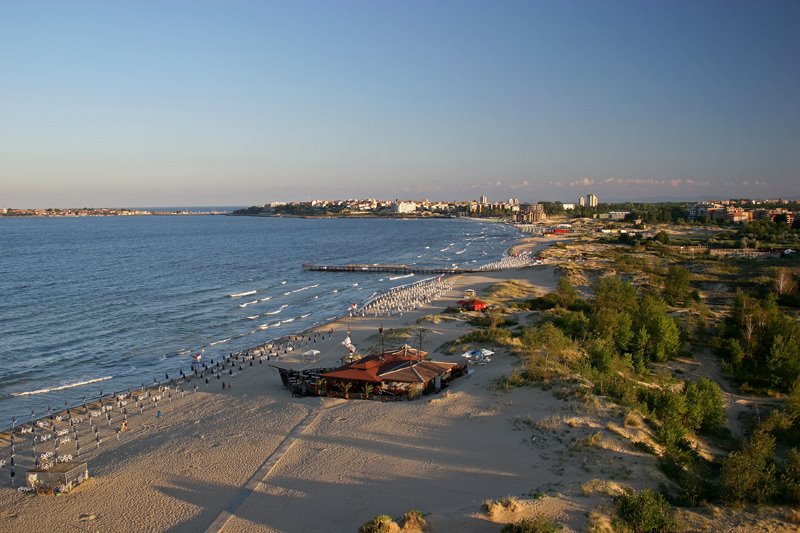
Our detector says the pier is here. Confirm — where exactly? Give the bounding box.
[302,263,495,274]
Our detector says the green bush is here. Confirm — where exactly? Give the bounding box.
[720,429,778,503]
[781,448,800,504]
[358,514,395,533]
[615,489,677,532]
[522,322,573,357]
[501,515,561,533]
[682,377,726,433]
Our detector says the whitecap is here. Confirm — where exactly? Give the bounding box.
[228,290,256,298]
[11,376,113,397]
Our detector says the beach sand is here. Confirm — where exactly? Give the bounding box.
[0,260,648,532]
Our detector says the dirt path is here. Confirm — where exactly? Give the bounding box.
[689,350,781,440]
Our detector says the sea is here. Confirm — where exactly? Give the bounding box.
[0,215,521,426]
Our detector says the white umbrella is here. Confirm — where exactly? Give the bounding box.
[303,349,321,357]
[479,349,495,357]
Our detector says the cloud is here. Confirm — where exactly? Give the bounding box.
[570,177,595,187]
[566,177,712,189]
[723,179,769,189]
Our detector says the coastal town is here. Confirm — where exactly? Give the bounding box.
[4,196,798,229]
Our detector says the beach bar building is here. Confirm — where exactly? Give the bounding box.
[319,345,464,397]
[26,461,88,493]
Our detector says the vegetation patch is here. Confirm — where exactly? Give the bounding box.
[484,496,520,517]
[614,489,677,533]
[501,515,561,533]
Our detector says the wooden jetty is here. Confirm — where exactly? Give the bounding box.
[302,263,494,274]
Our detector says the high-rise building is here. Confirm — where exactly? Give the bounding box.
[578,196,586,207]
[586,194,598,207]
[479,195,489,205]
[516,203,545,223]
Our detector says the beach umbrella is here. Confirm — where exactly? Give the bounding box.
[479,349,495,357]
[303,350,321,357]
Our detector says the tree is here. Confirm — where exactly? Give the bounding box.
[647,314,681,362]
[766,335,800,390]
[653,231,670,244]
[631,326,650,372]
[721,429,778,503]
[787,378,800,420]
[555,276,579,308]
[682,377,726,432]
[593,308,633,353]
[663,266,691,306]
[774,268,797,296]
[593,276,638,315]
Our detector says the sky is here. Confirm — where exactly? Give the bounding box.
[1,0,798,207]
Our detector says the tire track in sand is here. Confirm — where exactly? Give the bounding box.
[204,404,322,533]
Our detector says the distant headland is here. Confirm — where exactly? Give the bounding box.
[0,207,231,217]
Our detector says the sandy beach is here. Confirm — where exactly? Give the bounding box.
[3,231,796,532]
[0,252,603,531]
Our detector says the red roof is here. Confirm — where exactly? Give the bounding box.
[321,345,457,385]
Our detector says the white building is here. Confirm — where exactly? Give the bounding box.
[562,203,575,210]
[393,201,418,214]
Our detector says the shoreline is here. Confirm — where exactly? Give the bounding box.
[0,235,570,532]
[0,224,534,432]
[0,232,562,436]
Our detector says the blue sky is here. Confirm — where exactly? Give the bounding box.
[1,0,798,207]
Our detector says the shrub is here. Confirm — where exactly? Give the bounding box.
[494,371,529,391]
[589,339,615,371]
[781,448,800,504]
[359,514,396,533]
[682,377,726,433]
[523,322,573,357]
[720,429,778,503]
[484,496,519,517]
[501,515,561,533]
[401,509,428,531]
[614,489,677,533]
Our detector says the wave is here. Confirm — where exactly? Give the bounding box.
[283,291,291,296]
[265,305,289,315]
[390,273,415,280]
[281,318,295,324]
[11,376,113,397]
[440,247,450,252]
[246,315,259,320]
[259,296,271,302]
[238,300,259,308]
[300,313,311,318]
[291,284,319,293]
[209,338,231,346]
[455,248,467,255]
[228,290,256,298]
